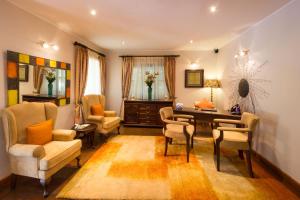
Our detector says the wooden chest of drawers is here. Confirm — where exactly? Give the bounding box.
[124,100,173,127]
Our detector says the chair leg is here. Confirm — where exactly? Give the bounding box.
[117,126,120,135]
[169,138,173,144]
[213,143,216,155]
[191,135,194,149]
[76,157,81,168]
[216,141,220,171]
[10,174,17,190]
[238,150,244,160]
[164,137,169,156]
[40,178,51,198]
[245,150,254,178]
[185,135,190,162]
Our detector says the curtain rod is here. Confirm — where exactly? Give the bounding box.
[119,55,180,58]
[74,41,105,57]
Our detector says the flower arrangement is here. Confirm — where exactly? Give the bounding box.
[45,69,56,84]
[144,71,159,87]
[43,69,56,96]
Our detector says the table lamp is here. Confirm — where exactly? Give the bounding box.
[204,79,221,102]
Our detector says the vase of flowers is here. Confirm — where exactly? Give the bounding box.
[45,70,56,96]
[145,71,159,100]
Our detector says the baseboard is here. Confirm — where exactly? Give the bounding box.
[252,150,300,197]
[0,174,11,188]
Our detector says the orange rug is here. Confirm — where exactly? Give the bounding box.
[57,135,295,200]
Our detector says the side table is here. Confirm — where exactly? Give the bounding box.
[73,123,97,148]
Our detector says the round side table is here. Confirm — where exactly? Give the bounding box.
[73,123,97,148]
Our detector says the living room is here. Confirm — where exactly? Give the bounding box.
[0,0,299,199]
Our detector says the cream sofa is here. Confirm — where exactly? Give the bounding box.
[2,102,82,197]
[82,95,120,135]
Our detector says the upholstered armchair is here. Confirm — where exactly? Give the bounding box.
[159,107,195,162]
[212,112,259,177]
[81,95,120,135]
[2,102,82,197]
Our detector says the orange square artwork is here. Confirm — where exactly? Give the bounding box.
[61,62,67,69]
[7,61,17,78]
[66,88,70,98]
[36,57,45,66]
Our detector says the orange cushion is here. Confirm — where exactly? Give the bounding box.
[91,104,104,116]
[195,99,215,109]
[26,119,53,145]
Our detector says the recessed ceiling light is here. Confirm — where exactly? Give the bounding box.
[52,45,59,51]
[42,42,49,49]
[90,9,96,16]
[122,41,125,45]
[239,50,246,56]
[209,5,217,13]
[189,40,193,44]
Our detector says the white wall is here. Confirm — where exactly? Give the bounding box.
[106,49,224,115]
[217,0,300,182]
[0,0,104,180]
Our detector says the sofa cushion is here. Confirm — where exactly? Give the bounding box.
[212,129,249,150]
[26,120,53,145]
[164,124,194,138]
[39,139,81,170]
[91,104,104,116]
[102,117,120,129]
[8,102,46,144]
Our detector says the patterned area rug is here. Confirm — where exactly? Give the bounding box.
[57,135,293,200]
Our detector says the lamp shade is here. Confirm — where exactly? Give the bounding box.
[204,79,221,88]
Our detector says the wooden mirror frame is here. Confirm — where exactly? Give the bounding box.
[6,50,71,107]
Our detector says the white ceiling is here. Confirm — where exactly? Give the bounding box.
[8,0,290,51]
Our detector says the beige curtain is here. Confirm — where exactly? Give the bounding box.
[74,45,89,123]
[33,66,44,93]
[120,57,133,119]
[99,55,106,95]
[164,56,176,100]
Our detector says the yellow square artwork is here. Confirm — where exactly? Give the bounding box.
[50,60,57,68]
[19,54,29,64]
[66,70,71,80]
[59,99,66,106]
[188,72,201,85]
[8,90,18,106]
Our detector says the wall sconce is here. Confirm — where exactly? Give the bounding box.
[41,42,59,51]
[189,62,199,69]
[234,49,249,58]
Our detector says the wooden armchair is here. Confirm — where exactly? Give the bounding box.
[159,107,195,162]
[212,112,259,177]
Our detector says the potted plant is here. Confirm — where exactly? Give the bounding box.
[45,69,56,96]
[145,71,159,100]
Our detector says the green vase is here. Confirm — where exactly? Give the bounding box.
[148,86,152,100]
[48,83,53,96]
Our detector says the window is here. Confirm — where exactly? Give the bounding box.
[129,57,169,99]
[84,51,101,95]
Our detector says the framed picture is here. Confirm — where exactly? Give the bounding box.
[185,69,204,88]
[19,64,29,82]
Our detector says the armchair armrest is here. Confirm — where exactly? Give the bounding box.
[87,115,104,122]
[217,127,251,133]
[52,129,76,141]
[9,144,45,158]
[214,119,244,125]
[173,114,194,119]
[163,119,190,126]
[104,110,117,117]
